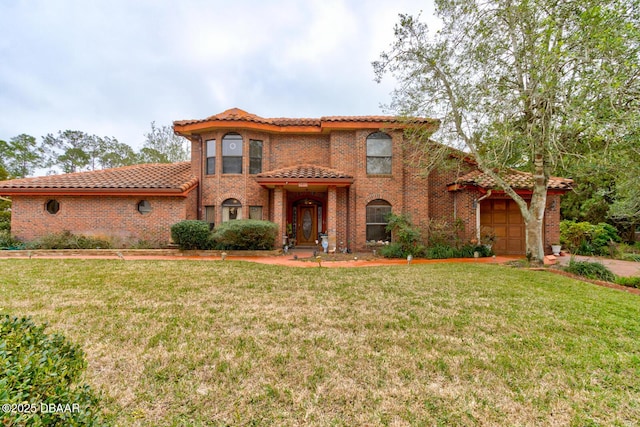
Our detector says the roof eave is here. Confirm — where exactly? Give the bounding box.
[174,121,322,135]
[254,177,354,187]
[447,183,572,194]
[0,185,198,198]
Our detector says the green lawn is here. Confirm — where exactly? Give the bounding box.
[1,259,639,426]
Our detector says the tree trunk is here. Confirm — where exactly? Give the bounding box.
[524,211,546,266]
[525,157,548,265]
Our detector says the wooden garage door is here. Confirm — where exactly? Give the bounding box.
[480,199,526,255]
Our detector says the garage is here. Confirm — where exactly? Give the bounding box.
[480,199,527,255]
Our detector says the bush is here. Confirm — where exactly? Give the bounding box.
[211,220,277,250]
[560,220,621,256]
[0,315,109,426]
[27,231,112,250]
[384,213,422,255]
[0,210,10,231]
[379,242,409,258]
[380,242,493,259]
[426,218,466,247]
[614,276,640,289]
[170,220,213,250]
[563,259,617,282]
[0,230,21,249]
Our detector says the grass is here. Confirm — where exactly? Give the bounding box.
[1,259,640,426]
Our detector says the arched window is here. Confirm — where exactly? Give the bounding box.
[366,199,391,242]
[366,132,392,174]
[222,133,243,174]
[222,198,242,222]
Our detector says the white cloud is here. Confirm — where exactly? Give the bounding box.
[0,0,437,155]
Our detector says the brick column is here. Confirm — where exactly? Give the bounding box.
[273,187,287,247]
[327,186,337,251]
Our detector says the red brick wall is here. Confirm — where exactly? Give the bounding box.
[11,195,191,246]
[544,193,562,253]
[186,127,566,255]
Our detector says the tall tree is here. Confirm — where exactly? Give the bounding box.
[98,138,139,169]
[0,134,45,178]
[42,130,94,173]
[374,0,640,264]
[0,164,10,232]
[141,121,189,163]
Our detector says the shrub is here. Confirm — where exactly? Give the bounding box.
[564,259,617,282]
[560,220,621,256]
[614,276,640,289]
[426,218,466,248]
[0,315,109,426]
[0,230,21,249]
[378,242,406,258]
[425,244,457,259]
[170,220,213,250]
[0,210,10,231]
[211,220,277,250]
[27,231,112,250]
[385,213,422,255]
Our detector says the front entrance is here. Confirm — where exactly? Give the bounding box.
[290,197,325,247]
[297,205,318,246]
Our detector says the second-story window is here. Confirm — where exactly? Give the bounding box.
[222,133,243,174]
[249,140,263,174]
[366,132,392,175]
[206,139,215,175]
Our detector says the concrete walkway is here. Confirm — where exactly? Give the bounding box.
[556,254,640,278]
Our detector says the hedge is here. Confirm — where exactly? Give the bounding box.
[0,315,109,426]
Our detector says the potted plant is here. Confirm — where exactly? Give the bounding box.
[551,243,562,256]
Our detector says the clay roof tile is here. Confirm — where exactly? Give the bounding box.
[453,169,573,190]
[0,162,198,193]
[256,164,353,180]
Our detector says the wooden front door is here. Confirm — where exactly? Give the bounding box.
[297,205,317,246]
[480,199,527,255]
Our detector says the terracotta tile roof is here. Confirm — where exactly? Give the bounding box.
[454,169,573,190]
[174,108,436,128]
[0,162,198,195]
[256,164,353,180]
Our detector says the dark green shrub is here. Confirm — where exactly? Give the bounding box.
[564,259,617,282]
[379,242,408,258]
[0,210,10,231]
[26,231,112,250]
[385,213,421,255]
[453,244,493,258]
[560,220,621,256]
[425,244,457,259]
[170,220,213,250]
[211,220,277,250]
[0,315,109,426]
[0,230,21,249]
[614,276,640,288]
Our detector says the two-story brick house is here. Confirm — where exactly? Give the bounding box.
[0,108,572,254]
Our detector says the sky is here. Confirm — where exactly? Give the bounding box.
[0,0,438,151]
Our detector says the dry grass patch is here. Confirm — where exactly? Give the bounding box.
[1,259,640,426]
